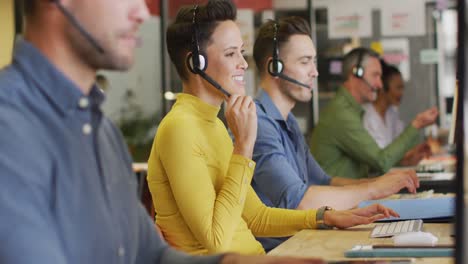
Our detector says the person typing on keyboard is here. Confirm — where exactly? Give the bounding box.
[310,49,438,180]
[249,17,420,252]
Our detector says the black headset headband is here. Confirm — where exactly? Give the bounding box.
[271,22,280,74]
[191,5,201,70]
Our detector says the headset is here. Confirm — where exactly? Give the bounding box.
[351,48,376,92]
[267,22,310,89]
[50,0,104,54]
[352,49,365,79]
[186,5,230,97]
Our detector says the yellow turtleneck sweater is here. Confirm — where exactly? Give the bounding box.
[147,94,317,255]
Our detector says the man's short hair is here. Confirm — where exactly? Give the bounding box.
[22,0,36,17]
[380,60,401,92]
[166,0,236,81]
[253,16,311,76]
[342,47,380,80]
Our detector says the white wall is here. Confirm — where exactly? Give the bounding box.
[101,16,162,122]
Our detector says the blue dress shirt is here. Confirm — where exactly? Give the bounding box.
[252,91,331,251]
[0,40,221,264]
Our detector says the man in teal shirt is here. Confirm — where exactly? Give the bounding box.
[310,48,438,179]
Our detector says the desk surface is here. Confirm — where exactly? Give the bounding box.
[268,223,454,264]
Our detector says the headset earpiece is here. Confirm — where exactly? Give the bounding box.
[353,67,364,78]
[352,49,365,79]
[268,58,283,76]
[187,53,207,73]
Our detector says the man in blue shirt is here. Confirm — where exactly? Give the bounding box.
[251,17,420,251]
[0,1,324,264]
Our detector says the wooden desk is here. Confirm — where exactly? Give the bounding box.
[268,223,454,264]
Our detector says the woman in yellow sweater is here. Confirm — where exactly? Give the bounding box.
[147,0,397,255]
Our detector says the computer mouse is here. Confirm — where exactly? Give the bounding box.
[393,231,438,246]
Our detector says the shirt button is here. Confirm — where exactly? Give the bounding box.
[78,97,89,109]
[248,161,254,168]
[117,246,125,257]
[82,123,92,135]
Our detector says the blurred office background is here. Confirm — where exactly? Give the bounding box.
[1,0,458,162]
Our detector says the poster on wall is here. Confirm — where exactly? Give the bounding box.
[327,0,372,39]
[381,0,426,36]
[381,38,410,81]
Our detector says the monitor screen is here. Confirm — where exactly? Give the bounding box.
[449,86,458,145]
[456,1,466,264]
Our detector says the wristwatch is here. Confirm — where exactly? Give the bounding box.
[316,206,334,229]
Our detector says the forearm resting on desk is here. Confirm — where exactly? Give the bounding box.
[296,185,372,210]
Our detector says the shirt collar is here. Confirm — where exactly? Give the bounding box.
[13,39,105,115]
[174,93,220,122]
[257,90,291,122]
[337,86,364,115]
[257,90,296,131]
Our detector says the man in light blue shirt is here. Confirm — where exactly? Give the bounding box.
[0,1,324,264]
[251,17,420,251]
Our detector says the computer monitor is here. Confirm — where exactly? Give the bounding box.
[455,1,466,264]
[448,84,458,146]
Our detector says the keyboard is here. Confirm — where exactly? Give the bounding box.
[387,189,434,200]
[370,219,423,238]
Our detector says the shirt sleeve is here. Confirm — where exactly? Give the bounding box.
[242,187,317,237]
[304,143,332,186]
[395,118,405,139]
[335,111,419,173]
[154,118,255,253]
[252,116,308,209]
[0,108,67,264]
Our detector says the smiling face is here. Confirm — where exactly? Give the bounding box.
[203,20,248,96]
[357,56,383,103]
[277,34,318,103]
[65,0,150,71]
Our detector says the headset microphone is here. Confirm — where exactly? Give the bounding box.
[187,5,231,97]
[51,0,105,54]
[275,72,310,89]
[268,22,311,90]
[361,77,376,92]
[197,70,231,97]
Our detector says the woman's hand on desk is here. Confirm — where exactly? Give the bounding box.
[324,204,399,229]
